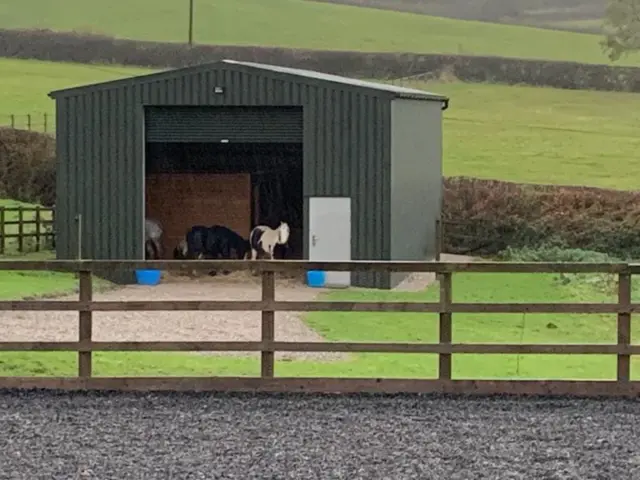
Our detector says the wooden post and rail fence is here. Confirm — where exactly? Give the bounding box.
[0,206,55,254]
[0,259,637,397]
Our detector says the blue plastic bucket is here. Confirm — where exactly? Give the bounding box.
[306,270,326,288]
[135,269,162,286]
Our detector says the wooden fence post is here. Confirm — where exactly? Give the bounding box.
[78,269,93,378]
[435,219,442,262]
[261,269,276,378]
[17,207,24,253]
[439,272,453,380]
[617,272,632,382]
[51,206,56,249]
[0,207,4,254]
[43,113,48,133]
[34,206,41,252]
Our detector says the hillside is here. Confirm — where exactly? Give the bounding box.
[2,58,639,190]
[0,0,636,66]
[308,0,605,33]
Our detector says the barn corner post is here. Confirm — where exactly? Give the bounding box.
[439,271,453,380]
[261,267,276,378]
[617,271,632,382]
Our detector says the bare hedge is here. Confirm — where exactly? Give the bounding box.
[1,29,640,92]
[0,128,56,207]
[443,177,640,259]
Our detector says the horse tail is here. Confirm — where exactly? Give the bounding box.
[249,228,263,251]
[150,240,160,260]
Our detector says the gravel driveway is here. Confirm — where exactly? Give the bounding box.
[1,254,472,362]
[3,272,345,361]
[0,390,638,479]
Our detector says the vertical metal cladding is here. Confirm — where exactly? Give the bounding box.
[53,64,395,287]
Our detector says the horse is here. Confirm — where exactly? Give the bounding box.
[210,225,251,261]
[173,225,250,276]
[144,218,163,260]
[249,221,290,260]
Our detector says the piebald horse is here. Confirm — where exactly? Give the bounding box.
[249,221,290,260]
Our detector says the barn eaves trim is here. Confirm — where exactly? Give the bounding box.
[47,59,450,109]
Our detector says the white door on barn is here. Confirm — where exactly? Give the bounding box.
[309,197,351,288]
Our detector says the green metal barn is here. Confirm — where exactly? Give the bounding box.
[48,59,448,288]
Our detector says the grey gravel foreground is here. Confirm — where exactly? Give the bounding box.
[0,391,638,480]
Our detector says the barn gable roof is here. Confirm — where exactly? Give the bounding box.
[48,59,448,103]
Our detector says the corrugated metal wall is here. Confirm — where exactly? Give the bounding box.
[54,65,394,287]
[389,99,443,288]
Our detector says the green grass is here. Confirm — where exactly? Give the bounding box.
[3,58,639,190]
[0,251,115,299]
[427,81,640,190]
[0,270,638,380]
[0,58,153,120]
[0,0,637,65]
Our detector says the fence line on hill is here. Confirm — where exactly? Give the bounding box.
[0,206,55,254]
[0,259,637,396]
[0,113,54,133]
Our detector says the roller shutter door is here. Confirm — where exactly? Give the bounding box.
[145,106,303,143]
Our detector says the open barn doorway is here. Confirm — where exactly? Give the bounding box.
[144,141,303,260]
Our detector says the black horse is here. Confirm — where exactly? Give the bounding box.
[173,225,250,276]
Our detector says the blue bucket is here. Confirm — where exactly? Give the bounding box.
[135,269,162,286]
[306,270,326,288]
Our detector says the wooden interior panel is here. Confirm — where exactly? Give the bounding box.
[145,173,251,258]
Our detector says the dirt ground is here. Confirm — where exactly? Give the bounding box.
[2,254,474,361]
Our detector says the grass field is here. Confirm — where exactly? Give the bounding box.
[0,0,637,65]
[0,59,153,116]
[0,251,114,301]
[310,0,606,34]
[3,58,639,190]
[0,270,637,379]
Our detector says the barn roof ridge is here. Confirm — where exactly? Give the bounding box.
[48,59,448,103]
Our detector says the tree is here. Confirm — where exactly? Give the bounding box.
[602,0,640,61]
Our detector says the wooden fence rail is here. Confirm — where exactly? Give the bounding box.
[0,206,55,254]
[0,259,638,397]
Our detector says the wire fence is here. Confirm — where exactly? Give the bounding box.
[0,113,54,133]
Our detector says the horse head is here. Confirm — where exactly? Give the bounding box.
[278,221,290,245]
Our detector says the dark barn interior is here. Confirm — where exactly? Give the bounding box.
[144,142,303,260]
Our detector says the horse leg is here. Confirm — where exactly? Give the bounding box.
[221,244,231,275]
[208,252,219,277]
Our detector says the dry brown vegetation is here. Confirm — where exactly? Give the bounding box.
[0,128,55,206]
[443,177,640,258]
